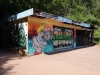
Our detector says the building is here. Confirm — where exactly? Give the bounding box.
[0,8,94,55]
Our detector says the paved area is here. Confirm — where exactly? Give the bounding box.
[0,45,100,75]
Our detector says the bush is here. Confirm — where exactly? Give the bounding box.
[94,30,100,44]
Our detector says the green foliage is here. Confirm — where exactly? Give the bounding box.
[94,30,100,44]
[94,6,100,18]
[0,0,100,44]
[0,0,100,26]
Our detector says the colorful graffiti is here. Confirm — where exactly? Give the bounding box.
[28,22,53,55]
[18,24,26,49]
[8,23,27,50]
[53,26,73,49]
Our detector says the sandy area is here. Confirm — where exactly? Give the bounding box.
[0,45,100,75]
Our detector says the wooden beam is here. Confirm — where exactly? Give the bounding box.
[28,16,84,30]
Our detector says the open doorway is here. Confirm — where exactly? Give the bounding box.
[76,30,85,47]
[76,30,92,47]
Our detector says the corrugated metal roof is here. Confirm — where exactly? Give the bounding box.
[80,22,90,28]
[57,16,72,24]
[6,8,90,28]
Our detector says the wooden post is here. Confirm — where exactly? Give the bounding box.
[74,29,76,48]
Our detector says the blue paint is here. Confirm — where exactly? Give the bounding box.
[28,39,35,55]
[43,39,53,53]
[74,38,76,48]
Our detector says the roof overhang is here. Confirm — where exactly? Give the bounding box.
[6,8,91,28]
[8,8,34,22]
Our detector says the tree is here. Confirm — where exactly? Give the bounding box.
[0,0,100,27]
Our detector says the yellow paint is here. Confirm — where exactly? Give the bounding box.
[38,25,44,33]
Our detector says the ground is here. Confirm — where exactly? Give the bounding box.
[0,45,100,75]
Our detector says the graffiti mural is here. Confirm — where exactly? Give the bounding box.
[7,22,27,51]
[18,24,27,49]
[28,22,53,55]
[32,25,47,54]
[53,26,73,49]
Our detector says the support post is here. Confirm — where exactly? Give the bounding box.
[74,29,76,48]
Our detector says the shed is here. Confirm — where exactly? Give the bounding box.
[1,8,94,55]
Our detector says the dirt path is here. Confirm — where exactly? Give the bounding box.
[0,45,100,75]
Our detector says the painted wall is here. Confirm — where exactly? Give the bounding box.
[6,20,92,56]
[28,22,53,55]
[18,22,28,49]
[53,26,74,51]
[28,22,74,55]
[7,22,28,50]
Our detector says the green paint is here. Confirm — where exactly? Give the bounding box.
[19,25,26,48]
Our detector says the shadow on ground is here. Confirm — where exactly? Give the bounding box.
[0,48,24,75]
[0,44,96,75]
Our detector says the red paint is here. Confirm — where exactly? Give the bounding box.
[34,51,42,55]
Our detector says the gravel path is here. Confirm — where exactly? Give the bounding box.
[0,45,100,75]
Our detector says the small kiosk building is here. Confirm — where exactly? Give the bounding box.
[0,8,94,55]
